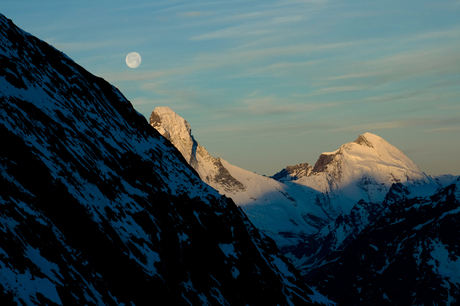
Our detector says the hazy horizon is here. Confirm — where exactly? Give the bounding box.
[3,0,460,176]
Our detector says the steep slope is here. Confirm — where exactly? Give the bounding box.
[290,132,433,214]
[149,107,435,257]
[310,179,460,305]
[0,14,330,305]
[278,133,436,276]
[150,107,326,247]
[432,174,460,187]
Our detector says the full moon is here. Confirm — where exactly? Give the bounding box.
[126,52,141,68]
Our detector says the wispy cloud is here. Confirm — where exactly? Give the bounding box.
[227,93,337,116]
[272,15,303,23]
[427,126,460,133]
[190,25,272,40]
[177,11,213,18]
[48,39,126,52]
[312,85,369,95]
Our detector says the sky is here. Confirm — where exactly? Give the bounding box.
[3,0,460,176]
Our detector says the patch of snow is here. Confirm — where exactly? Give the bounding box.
[370,244,378,251]
[428,239,460,285]
[219,243,237,258]
[308,287,337,305]
[231,267,239,279]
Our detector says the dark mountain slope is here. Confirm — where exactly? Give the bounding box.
[0,14,327,305]
[310,180,460,305]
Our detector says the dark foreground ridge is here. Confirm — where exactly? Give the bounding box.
[0,14,325,305]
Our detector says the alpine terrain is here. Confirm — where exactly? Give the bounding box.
[150,107,460,304]
[0,13,333,305]
[310,179,460,305]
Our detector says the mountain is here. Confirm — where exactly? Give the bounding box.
[150,106,460,304]
[150,106,324,246]
[278,132,436,277]
[432,174,460,187]
[0,13,333,305]
[149,107,435,255]
[309,179,460,305]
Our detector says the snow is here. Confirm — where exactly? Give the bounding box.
[307,287,337,305]
[219,243,237,258]
[150,107,438,260]
[270,255,295,279]
[0,255,62,305]
[428,239,460,285]
[231,267,240,278]
[383,293,392,302]
[369,244,379,251]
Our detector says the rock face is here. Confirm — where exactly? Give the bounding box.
[0,14,330,306]
[272,163,313,182]
[310,179,460,305]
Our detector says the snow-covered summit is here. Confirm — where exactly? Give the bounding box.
[298,132,432,201]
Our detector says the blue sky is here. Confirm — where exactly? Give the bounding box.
[3,0,460,176]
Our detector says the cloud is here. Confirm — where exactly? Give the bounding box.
[332,115,460,133]
[228,94,337,116]
[190,25,271,40]
[273,16,303,23]
[427,126,460,133]
[48,39,124,52]
[312,85,369,95]
[413,27,460,40]
[332,121,410,132]
[102,70,170,83]
[177,11,212,18]
[316,44,460,99]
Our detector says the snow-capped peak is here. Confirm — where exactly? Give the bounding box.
[289,132,434,212]
[150,107,246,193]
[150,106,197,165]
[311,132,429,184]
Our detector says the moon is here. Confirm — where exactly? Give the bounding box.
[126,52,141,68]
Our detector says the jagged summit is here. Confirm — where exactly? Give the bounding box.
[150,106,196,165]
[150,107,246,193]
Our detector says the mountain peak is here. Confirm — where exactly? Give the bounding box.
[150,107,247,193]
[150,106,191,140]
[353,133,375,148]
[150,106,196,164]
[311,132,431,192]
